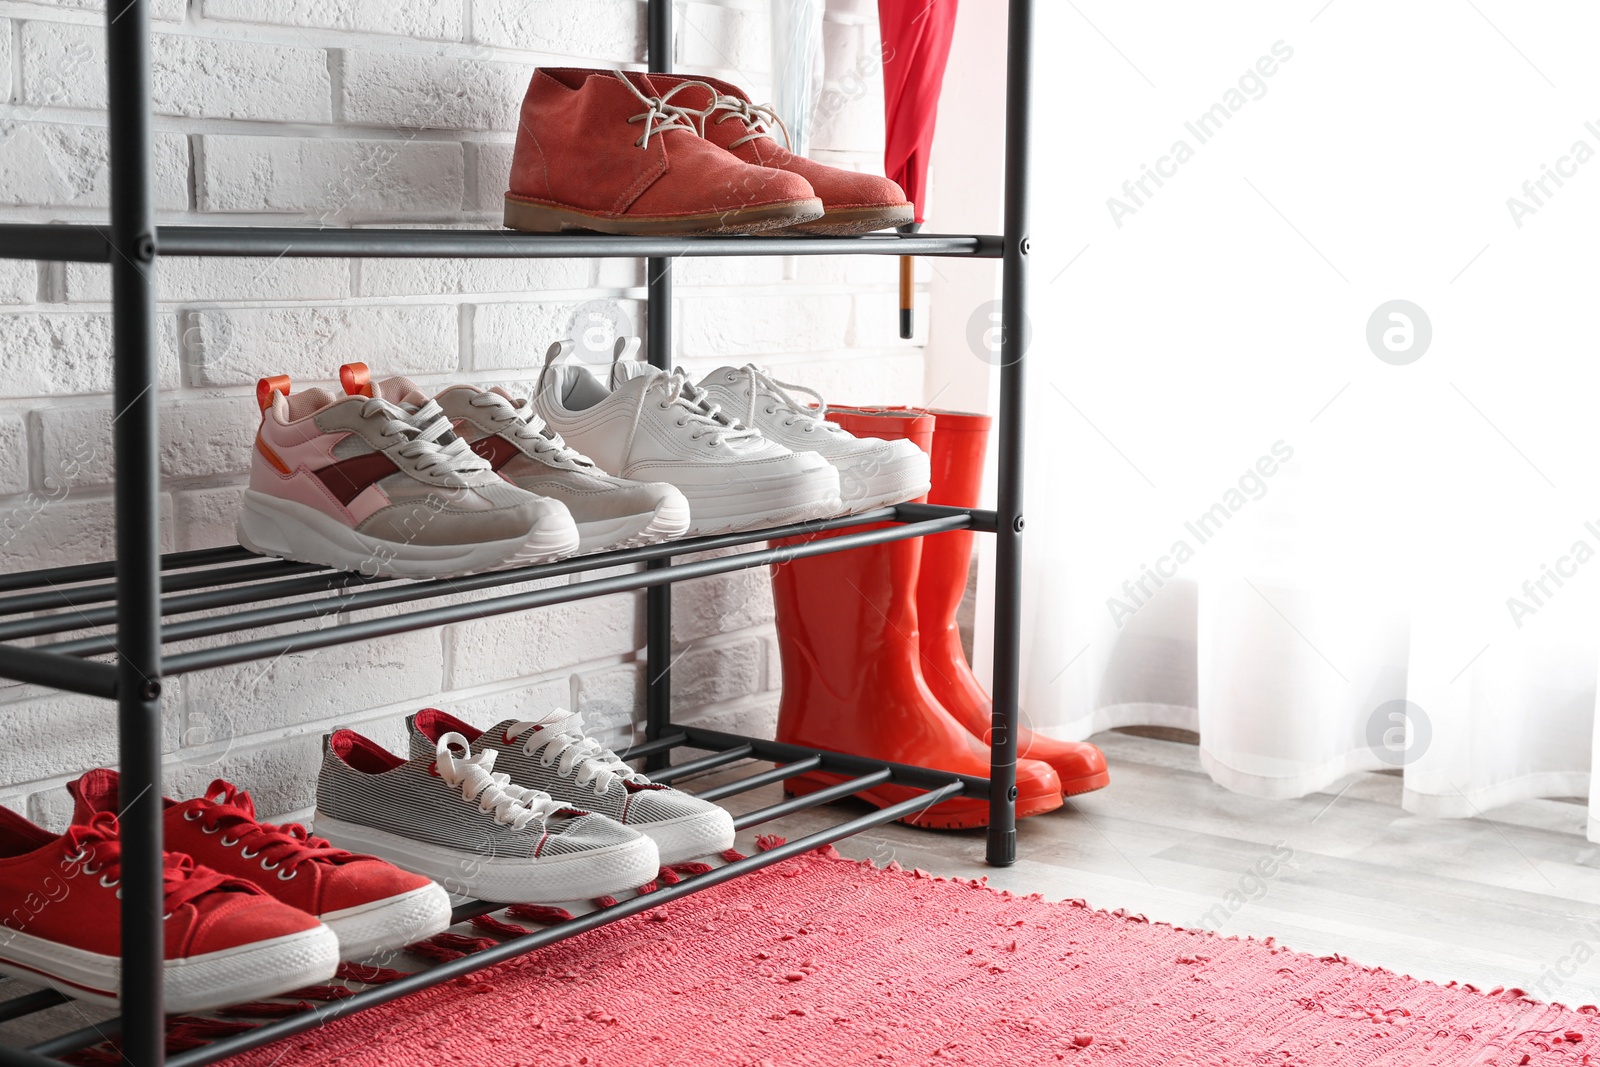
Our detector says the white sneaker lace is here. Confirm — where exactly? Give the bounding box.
[648,368,763,448]
[364,398,493,479]
[614,71,715,149]
[724,365,844,437]
[432,732,570,831]
[504,710,640,796]
[466,390,589,465]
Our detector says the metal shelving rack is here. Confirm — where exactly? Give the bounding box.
[0,0,1033,1062]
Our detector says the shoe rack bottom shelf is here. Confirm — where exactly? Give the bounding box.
[0,731,980,1067]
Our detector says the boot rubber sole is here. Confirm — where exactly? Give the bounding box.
[1061,769,1111,797]
[779,203,916,236]
[504,194,825,236]
[783,771,1063,830]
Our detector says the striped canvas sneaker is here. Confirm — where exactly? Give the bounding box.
[696,366,931,513]
[339,364,690,555]
[313,728,659,904]
[410,708,735,865]
[69,770,452,962]
[239,372,579,578]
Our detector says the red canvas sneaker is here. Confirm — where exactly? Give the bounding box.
[0,808,337,1012]
[638,72,914,236]
[504,68,824,235]
[70,770,452,962]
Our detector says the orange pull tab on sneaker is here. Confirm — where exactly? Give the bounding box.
[340,362,373,398]
[256,375,291,412]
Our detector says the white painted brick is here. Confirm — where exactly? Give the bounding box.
[0,492,174,573]
[674,692,779,741]
[21,22,332,122]
[164,734,330,822]
[360,256,587,298]
[203,0,461,42]
[30,0,185,24]
[573,661,643,748]
[852,290,928,347]
[671,555,774,643]
[767,351,923,407]
[341,51,529,132]
[762,630,781,690]
[0,261,34,305]
[471,299,644,371]
[0,311,178,398]
[793,254,898,286]
[473,0,643,62]
[669,636,762,711]
[63,257,349,303]
[446,594,640,689]
[34,394,255,489]
[184,628,442,741]
[174,483,246,551]
[673,257,786,287]
[678,293,851,357]
[470,141,516,213]
[450,678,571,727]
[196,135,464,218]
[183,304,458,387]
[0,124,187,211]
[0,21,10,104]
[0,416,24,496]
[680,3,769,75]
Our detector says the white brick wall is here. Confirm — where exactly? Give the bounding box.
[0,0,926,826]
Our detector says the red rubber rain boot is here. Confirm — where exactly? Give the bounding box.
[891,407,1109,797]
[771,408,1065,829]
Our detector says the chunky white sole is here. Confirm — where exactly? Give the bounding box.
[0,924,339,1013]
[642,806,736,866]
[320,883,453,961]
[675,466,843,537]
[312,815,661,904]
[237,491,576,578]
[575,494,692,554]
[836,448,933,514]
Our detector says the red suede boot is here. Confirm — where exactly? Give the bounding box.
[771,409,1064,829]
[504,68,824,235]
[836,406,1110,798]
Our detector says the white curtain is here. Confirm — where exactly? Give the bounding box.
[974,0,1600,837]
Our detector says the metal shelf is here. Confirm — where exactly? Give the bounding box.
[0,729,969,1067]
[0,223,1002,264]
[0,505,982,695]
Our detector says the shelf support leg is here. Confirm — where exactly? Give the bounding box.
[107,0,166,1059]
[987,0,1034,868]
[643,0,674,773]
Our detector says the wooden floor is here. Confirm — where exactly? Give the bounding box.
[714,728,1600,1008]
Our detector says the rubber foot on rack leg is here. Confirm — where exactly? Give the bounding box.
[986,828,1017,868]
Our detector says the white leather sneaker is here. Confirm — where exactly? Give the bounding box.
[535,340,842,536]
[696,365,931,513]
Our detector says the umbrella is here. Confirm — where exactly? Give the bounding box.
[879,0,960,338]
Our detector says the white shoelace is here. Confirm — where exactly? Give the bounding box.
[364,398,493,480]
[724,365,844,437]
[504,711,639,796]
[661,90,792,151]
[648,368,763,448]
[466,390,588,465]
[614,71,713,149]
[432,732,570,832]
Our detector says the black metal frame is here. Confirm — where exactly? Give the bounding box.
[0,1,1032,1062]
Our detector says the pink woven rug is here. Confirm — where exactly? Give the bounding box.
[226,847,1597,1067]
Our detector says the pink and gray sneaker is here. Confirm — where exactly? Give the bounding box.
[238,372,579,578]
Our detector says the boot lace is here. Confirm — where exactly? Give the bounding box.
[614,71,716,149]
[363,397,492,480]
[648,368,762,447]
[466,390,589,465]
[708,96,792,150]
[721,365,844,437]
[503,710,640,796]
[182,780,355,881]
[433,732,573,832]
[62,813,249,918]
